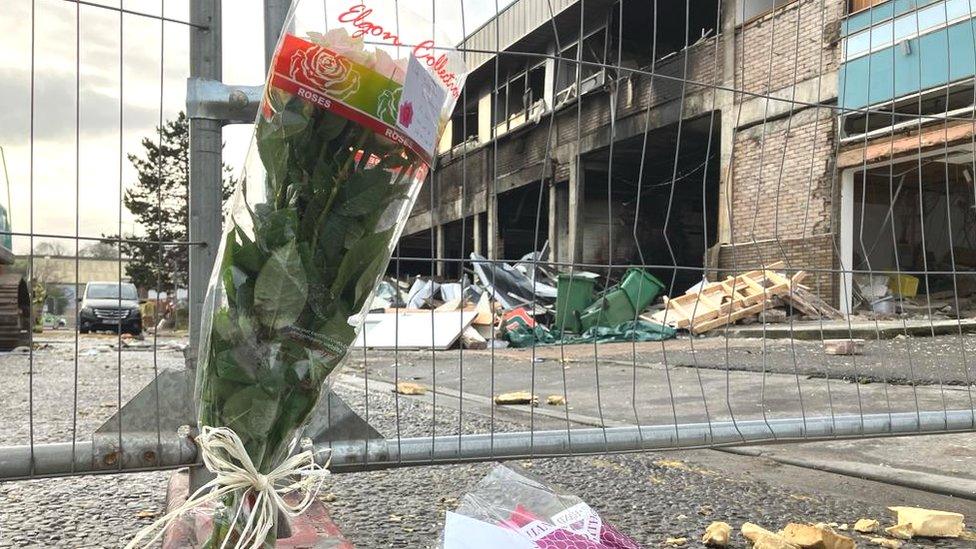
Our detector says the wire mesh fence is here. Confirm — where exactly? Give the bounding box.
[1,0,975,483]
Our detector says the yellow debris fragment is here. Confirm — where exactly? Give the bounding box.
[654,459,690,470]
[742,522,799,549]
[493,391,538,405]
[887,506,965,538]
[853,519,879,534]
[665,537,688,546]
[779,523,855,549]
[546,394,566,405]
[883,523,913,540]
[394,382,426,395]
[866,537,902,549]
[702,521,731,547]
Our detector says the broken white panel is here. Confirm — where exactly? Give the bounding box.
[406,278,441,309]
[440,282,462,302]
[354,311,476,350]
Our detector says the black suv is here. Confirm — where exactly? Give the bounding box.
[79,282,142,335]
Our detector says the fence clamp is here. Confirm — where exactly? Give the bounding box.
[186,78,262,124]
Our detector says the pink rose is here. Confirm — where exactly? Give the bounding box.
[398,101,414,127]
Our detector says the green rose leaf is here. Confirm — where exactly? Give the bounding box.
[254,240,308,331]
[256,208,299,252]
[331,227,394,305]
[222,385,280,442]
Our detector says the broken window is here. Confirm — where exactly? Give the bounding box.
[506,72,527,123]
[555,43,578,96]
[579,29,606,83]
[450,100,478,148]
[842,83,976,137]
[736,0,796,25]
[852,158,976,304]
[850,0,886,13]
[527,63,546,111]
[492,82,508,130]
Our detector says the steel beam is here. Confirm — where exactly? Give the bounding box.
[186,79,263,124]
[188,0,223,356]
[4,410,974,480]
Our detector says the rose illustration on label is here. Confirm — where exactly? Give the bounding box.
[398,100,414,127]
[289,45,360,100]
[377,87,402,125]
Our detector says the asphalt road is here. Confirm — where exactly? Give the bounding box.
[0,332,974,547]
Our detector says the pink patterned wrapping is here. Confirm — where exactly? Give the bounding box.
[441,465,641,549]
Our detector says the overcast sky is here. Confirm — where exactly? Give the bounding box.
[2,0,504,254]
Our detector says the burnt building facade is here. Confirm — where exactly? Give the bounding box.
[398,0,976,312]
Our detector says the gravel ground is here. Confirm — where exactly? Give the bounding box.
[0,334,187,445]
[1,334,974,548]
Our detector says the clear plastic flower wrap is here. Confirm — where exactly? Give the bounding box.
[440,464,642,549]
[193,1,467,545]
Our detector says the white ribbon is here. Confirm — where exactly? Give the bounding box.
[125,426,331,549]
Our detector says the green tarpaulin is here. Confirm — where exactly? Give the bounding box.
[505,320,676,348]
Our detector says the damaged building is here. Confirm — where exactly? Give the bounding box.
[396,0,976,314]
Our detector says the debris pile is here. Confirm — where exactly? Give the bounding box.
[716,506,969,549]
[852,273,976,319]
[359,250,973,350]
[357,249,677,350]
[647,261,843,334]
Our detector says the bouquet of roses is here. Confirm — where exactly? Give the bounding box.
[139,2,467,547]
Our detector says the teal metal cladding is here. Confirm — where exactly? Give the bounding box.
[839,16,976,110]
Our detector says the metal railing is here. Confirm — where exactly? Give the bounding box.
[1,0,975,486]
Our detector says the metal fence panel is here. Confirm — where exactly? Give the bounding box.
[1,0,975,482]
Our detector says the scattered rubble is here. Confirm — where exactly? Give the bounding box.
[493,391,538,405]
[741,522,799,549]
[779,523,854,549]
[664,536,688,546]
[545,394,566,406]
[394,382,427,396]
[866,537,902,549]
[887,506,965,538]
[853,518,879,533]
[883,523,914,540]
[702,521,731,547]
[823,339,864,356]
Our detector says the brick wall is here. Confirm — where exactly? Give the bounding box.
[729,106,835,242]
[715,233,837,305]
[735,0,844,97]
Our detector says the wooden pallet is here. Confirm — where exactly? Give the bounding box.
[648,262,810,334]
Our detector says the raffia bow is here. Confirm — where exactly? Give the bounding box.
[125,426,331,549]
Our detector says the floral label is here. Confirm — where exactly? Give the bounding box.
[266,33,434,163]
[397,56,447,159]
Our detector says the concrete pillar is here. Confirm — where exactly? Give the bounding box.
[435,224,446,277]
[716,0,739,245]
[567,155,585,263]
[549,179,570,264]
[473,213,483,256]
[487,191,499,260]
